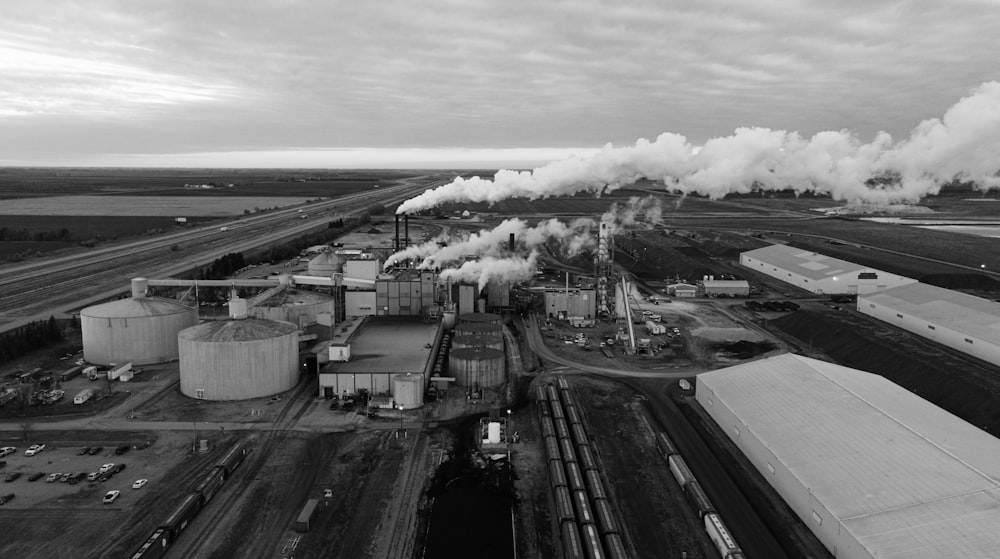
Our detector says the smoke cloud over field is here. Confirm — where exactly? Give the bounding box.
[397,81,1000,213]
[601,196,663,234]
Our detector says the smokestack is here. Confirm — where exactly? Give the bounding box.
[509,233,515,252]
[395,214,401,253]
[405,214,410,249]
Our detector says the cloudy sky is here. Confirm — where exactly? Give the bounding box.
[1,0,998,168]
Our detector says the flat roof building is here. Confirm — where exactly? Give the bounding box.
[697,353,1000,559]
[702,279,749,297]
[740,244,916,295]
[318,317,440,399]
[858,282,1000,368]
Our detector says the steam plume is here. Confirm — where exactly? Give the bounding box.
[439,251,541,291]
[397,81,1000,213]
[601,196,663,235]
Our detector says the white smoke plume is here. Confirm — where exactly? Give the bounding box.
[439,250,541,291]
[397,81,1000,213]
[601,196,663,235]
[384,217,596,271]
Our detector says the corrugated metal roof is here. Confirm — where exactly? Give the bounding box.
[179,318,297,342]
[703,280,749,288]
[742,244,867,280]
[860,282,1000,343]
[699,353,1000,558]
[82,297,194,318]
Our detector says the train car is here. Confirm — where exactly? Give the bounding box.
[192,466,226,506]
[549,460,568,489]
[571,424,589,447]
[541,416,556,438]
[546,384,561,404]
[684,480,714,518]
[161,493,202,541]
[217,439,251,478]
[584,469,607,501]
[555,417,571,440]
[592,498,619,536]
[704,512,742,559]
[554,485,576,524]
[565,404,582,426]
[560,390,577,409]
[551,400,565,420]
[294,498,319,533]
[127,528,170,559]
[577,444,598,472]
[579,523,606,559]
[557,377,570,391]
[545,436,563,462]
[559,438,578,463]
[603,533,629,559]
[565,461,586,492]
[535,384,548,402]
[571,489,595,525]
[562,521,585,559]
[667,454,695,488]
[656,432,678,458]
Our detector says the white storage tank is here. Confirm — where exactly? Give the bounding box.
[393,374,424,409]
[449,347,505,388]
[452,333,504,352]
[81,292,198,366]
[178,318,299,401]
[307,250,343,276]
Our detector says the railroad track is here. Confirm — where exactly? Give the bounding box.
[378,431,428,559]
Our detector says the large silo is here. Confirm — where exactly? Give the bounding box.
[307,250,343,276]
[393,374,424,409]
[449,347,505,388]
[81,279,197,365]
[178,304,299,400]
[452,333,504,352]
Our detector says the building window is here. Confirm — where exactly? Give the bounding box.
[767,463,775,475]
[896,313,903,319]
[196,389,205,399]
[870,304,876,309]
[812,511,823,525]
[928,325,935,330]
[966,338,974,344]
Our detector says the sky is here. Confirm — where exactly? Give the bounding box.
[1,0,998,168]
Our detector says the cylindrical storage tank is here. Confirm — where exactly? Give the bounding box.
[82,297,198,365]
[451,333,503,352]
[307,251,343,276]
[392,374,424,409]
[453,322,502,337]
[457,312,501,325]
[448,347,504,388]
[442,309,457,331]
[178,318,299,400]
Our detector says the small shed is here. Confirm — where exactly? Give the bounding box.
[667,283,697,297]
[703,280,750,297]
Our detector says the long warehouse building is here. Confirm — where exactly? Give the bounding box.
[740,244,916,295]
[858,282,1000,368]
[696,353,1000,559]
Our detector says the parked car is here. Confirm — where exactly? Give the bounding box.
[132,479,147,490]
[0,447,14,458]
[27,472,44,482]
[4,472,22,482]
[87,447,103,455]
[112,464,126,474]
[77,447,90,456]
[87,472,100,482]
[46,473,61,483]
[59,473,72,482]
[0,493,13,505]
[102,490,120,504]
[99,463,115,474]
[114,445,130,455]
[98,473,110,482]
[25,444,45,456]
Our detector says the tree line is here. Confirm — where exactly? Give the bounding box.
[0,316,64,366]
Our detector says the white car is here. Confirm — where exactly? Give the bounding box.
[132,479,147,490]
[0,447,14,458]
[24,444,45,456]
[102,490,120,504]
[99,463,115,474]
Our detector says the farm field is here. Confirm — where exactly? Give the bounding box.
[0,195,314,216]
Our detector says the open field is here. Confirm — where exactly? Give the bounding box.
[0,196,315,217]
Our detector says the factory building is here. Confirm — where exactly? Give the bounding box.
[318,317,440,400]
[248,288,337,328]
[178,299,299,400]
[666,283,697,297]
[81,279,198,365]
[453,282,481,315]
[740,244,916,295]
[697,353,1000,559]
[375,269,436,317]
[702,279,750,297]
[543,288,596,319]
[858,282,1000,368]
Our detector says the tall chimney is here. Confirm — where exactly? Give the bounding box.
[404,214,410,249]
[509,233,515,252]
[394,214,400,252]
